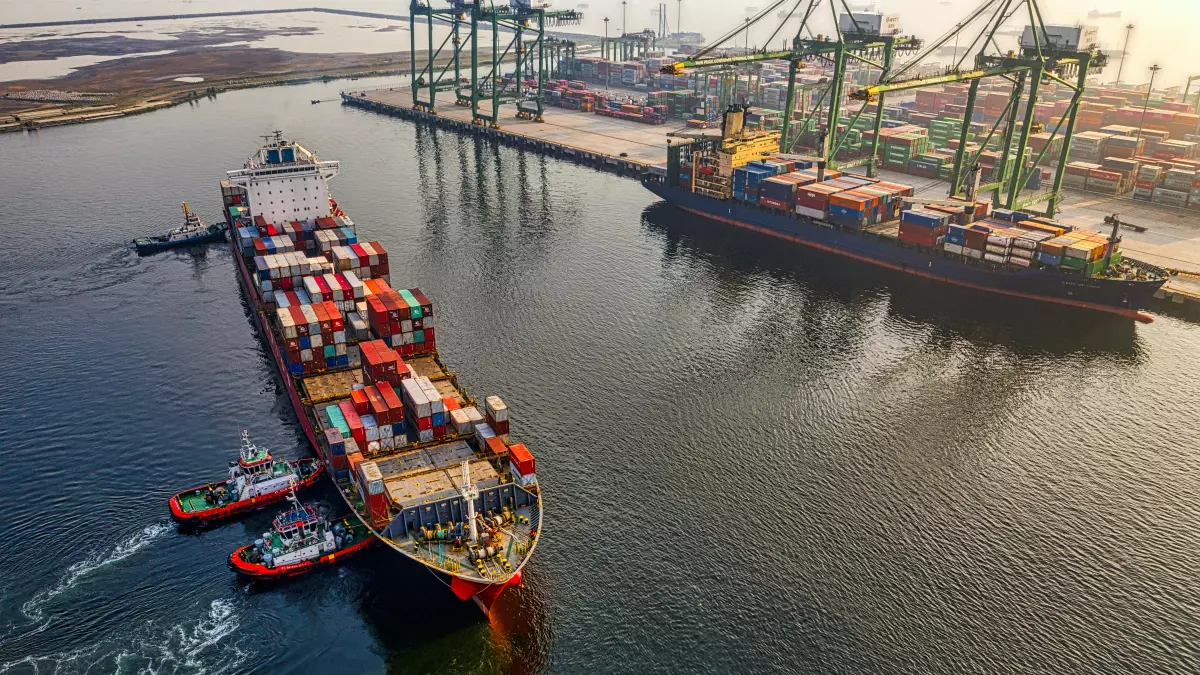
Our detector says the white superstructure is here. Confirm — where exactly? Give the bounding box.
[227,131,341,227]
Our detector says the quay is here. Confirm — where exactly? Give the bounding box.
[341,87,688,177]
[342,87,1200,318]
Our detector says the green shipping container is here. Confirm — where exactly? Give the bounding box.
[1061,256,1088,270]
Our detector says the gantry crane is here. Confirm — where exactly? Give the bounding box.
[601,29,657,61]
[660,0,921,177]
[1184,74,1200,114]
[409,0,582,127]
[849,0,1108,216]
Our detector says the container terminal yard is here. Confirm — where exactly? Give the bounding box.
[340,0,1200,313]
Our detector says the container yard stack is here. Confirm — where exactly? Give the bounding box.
[1134,165,1162,202]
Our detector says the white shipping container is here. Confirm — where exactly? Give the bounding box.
[380,435,394,450]
[450,409,473,433]
[379,423,393,439]
[986,234,1012,247]
[984,252,1008,265]
[465,407,485,424]
[943,243,964,255]
[418,429,434,442]
[475,423,496,440]
[1010,247,1033,260]
[985,244,1010,256]
[511,465,537,487]
[401,378,431,418]
[963,248,985,260]
[1010,256,1032,267]
[485,396,509,422]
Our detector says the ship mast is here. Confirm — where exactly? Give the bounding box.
[460,461,479,543]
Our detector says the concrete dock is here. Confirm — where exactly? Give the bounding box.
[343,86,690,175]
[343,87,1200,317]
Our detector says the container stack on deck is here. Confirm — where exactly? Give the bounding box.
[717,151,1139,280]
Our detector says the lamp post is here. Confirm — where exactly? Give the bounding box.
[676,0,681,35]
[622,1,627,35]
[1136,64,1161,146]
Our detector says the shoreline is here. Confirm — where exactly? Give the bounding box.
[0,61,416,134]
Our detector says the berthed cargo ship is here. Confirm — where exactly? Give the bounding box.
[644,107,1167,322]
[219,132,541,612]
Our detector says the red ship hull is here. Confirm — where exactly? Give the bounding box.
[229,537,375,578]
[169,462,324,524]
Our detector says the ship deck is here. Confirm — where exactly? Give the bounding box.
[300,351,539,584]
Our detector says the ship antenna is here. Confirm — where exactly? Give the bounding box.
[459,461,479,543]
[240,430,254,460]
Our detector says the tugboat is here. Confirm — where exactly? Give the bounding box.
[134,202,227,254]
[229,489,374,578]
[169,431,323,525]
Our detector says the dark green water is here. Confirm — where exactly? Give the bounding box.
[1,77,1198,674]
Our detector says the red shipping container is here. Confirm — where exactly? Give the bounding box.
[759,196,791,210]
[351,388,370,415]
[432,425,446,439]
[366,386,390,424]
[898,228,941,247]
[509,443,535,475]
[339,401,365,443]
[376,381,404,417]
[330,453,347,472]
[441,396,460,412]
[485,436,508,456]
[416,416,432,431]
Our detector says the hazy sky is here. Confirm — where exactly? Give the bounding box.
[2,0,1196,89]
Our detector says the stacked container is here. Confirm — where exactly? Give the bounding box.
[330,242,391,286]
[485,396,510,445]
[356,461,389,526]
[366,286,437,356]
[898,209,949,247]
[360,339,410,386]
[350,382,407,451]
[277,300,348,375]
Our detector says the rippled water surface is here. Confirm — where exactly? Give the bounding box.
[1,77,1199,674]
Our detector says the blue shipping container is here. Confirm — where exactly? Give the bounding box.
[828,204,866,220]
[901,209,946,228]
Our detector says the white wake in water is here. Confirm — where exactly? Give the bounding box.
[20,522,172,622]
[1,598,251,675]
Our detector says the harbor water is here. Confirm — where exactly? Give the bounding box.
[1,77,1199,673]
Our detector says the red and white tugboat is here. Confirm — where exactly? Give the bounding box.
[229,489,374,578]
[169,431,323,525]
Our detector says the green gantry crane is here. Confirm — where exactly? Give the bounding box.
[409,0,582,127]
[661,0,921,177]
[849,0,1108,216]
[1184,74,1200,114]
[601,30,657,61]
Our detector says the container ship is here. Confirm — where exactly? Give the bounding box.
[219,132,541,612]
[644,106,1167,321]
